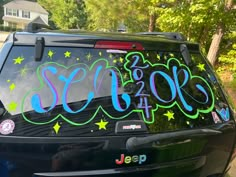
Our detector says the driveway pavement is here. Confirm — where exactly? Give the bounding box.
[0,32,9,47]
[228,159,236,177]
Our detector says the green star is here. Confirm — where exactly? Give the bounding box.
[48,50,54,59]
[13,56,24,64]
[163,111,175,121]
[9,83,15,91]
[64,51,71,58]
[86,53,92,61]
[95,119,108,130]
[197,63,205,71]
[7,101,18,112]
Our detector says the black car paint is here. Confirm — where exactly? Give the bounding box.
[0,31,235,177]
[0,123,235,177]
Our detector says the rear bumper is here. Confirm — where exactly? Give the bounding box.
[34,156,206,177]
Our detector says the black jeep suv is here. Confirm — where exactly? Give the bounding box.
[0,30,235,177]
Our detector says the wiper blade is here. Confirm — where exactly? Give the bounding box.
[126,128,222,151]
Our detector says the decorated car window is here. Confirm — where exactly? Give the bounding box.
[0,46,230,136]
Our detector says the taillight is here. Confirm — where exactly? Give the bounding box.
[95,41,144,50]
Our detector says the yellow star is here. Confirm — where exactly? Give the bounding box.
[64,51,71,58]
[7,101,18,112]
[109,54,113,59]
[13,56,24,64]
[197,63,205,71]
[119,57,124,63]
[48,50,54,59]
[53,122,61,134]
[95,119,108,130]
[99,52,102,56]
[164,111,175,121]
[86,53,92,61]
[9,83,15,91]
[20,66,30,76]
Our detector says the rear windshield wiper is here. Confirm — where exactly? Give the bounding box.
[126,128,222,151]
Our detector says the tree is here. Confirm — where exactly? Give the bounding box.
[217,32,236,74]
[219,43,236,72]
[85,0,167,32]
[0,0,10,24]
[38,0,87,30]
[207,0,235,65]
[157,0,235,65]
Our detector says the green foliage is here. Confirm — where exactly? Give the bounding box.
[85,0,168,32]
[157,0,234,53]
[0,0,12,24]
[218,43,236,72]
[85,0,235,46]
[38,0,87,30]
[85,0,122,31]
[217,32,236,74]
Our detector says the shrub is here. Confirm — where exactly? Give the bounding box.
[0,24,22,32]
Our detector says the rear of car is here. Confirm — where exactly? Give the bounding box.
[0,31,235,177]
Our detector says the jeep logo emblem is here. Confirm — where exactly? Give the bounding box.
[115,154,147,165]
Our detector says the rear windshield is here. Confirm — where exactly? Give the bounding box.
[0,46,230,137]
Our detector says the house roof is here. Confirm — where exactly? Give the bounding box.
[31,16,48,26]
[2,16,31,24]
[3,0,48,15]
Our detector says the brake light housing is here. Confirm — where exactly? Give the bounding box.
[95,41,144,50]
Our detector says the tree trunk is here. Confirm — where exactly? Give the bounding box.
[148,14,156,32]
[207,24,224,65]
[207,0,233,66]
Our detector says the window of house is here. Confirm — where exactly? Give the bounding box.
[6,8,19,17]
[12,9,19,17]
[22,11,30,19]
[6,8,12,16]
